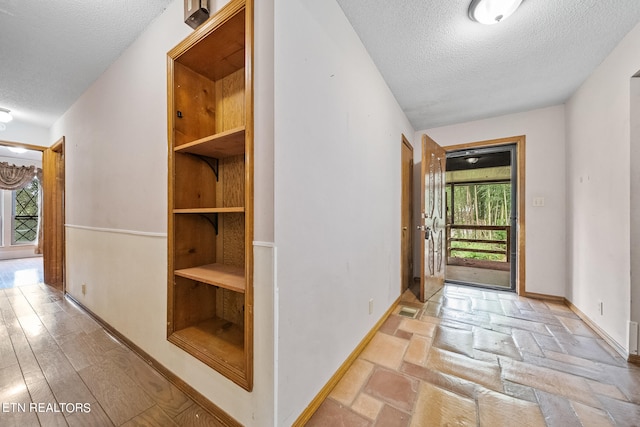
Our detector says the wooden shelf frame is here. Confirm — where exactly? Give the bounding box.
[166,0,254,392]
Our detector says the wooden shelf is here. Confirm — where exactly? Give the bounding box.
[169,317,245,371]
[175,263,245,293]
[174,207,245,214]
[175,126,245,158]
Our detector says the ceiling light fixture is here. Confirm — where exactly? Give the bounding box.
[7,147,27,154]
[466,157,480,164]
[468,0,523,25]
[0,108,13,123]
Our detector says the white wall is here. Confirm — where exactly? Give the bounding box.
[566,21,640,352]
[51,0,276,424]
[420,105,567,297]
[0,120,49,147]
[631,77,640,354]
[274,0,414,424]
[252,0,277,424]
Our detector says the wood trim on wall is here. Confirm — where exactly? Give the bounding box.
[443,136,526,295]
[401,134,414,294]
[564,298,629,360]
[65,294,242,427]
[42,137,66,290]
[0,139,48,152]
[293,296,402,426]
[523,291,565,303]
[244,0,256,391]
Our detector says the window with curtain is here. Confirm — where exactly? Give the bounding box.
[0,161,42,252]
[12,177,39,244]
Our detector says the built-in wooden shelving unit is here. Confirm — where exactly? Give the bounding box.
[166,0,253,390]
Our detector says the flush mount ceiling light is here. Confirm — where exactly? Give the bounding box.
[7,147,27,154]
[466,157,480,164]
[469,0,523,25]
[0,108,13,123]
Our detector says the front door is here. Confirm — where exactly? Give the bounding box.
[418,134,446,302]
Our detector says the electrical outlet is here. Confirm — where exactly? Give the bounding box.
[369,299,374,315]
[82,283,87,295]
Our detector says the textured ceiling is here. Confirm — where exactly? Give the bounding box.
[2,1,640,131]
[335,0,640,130]
[0,0,173,127]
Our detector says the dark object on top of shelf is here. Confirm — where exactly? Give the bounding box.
[185,0,209,29]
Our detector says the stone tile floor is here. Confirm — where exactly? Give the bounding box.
[0,258,224,426]
[307,285,640,426]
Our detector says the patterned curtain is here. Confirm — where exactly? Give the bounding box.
[0,162,37,190]
[35,168,43,255]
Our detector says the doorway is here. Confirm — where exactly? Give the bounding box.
[0,142,44,288]
[417,135,526,299]
[401,135,413,293]
[443,136,526,294]
[0,138,66,291]
[445,145,517,291]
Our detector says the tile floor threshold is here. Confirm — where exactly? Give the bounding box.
[307,285,640,427]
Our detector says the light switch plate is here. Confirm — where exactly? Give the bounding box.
[533,197,545,207]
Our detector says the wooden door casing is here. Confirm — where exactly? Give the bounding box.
[401,136,413,292]
[43,138,65,290]
[443,135,526,295]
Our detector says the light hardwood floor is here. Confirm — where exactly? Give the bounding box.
[307,285,640,426]
[0,257,43,289]
[0,258,224,426]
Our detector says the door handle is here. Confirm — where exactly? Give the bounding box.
[416,225,431,239]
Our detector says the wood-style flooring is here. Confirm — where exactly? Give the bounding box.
[0,257,43,289]
[0,258,223,426]
[308,285,640,426]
